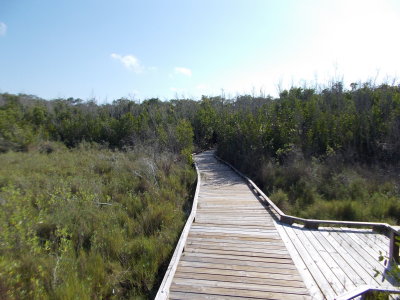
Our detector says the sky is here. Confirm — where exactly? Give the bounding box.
[1,0,400,102]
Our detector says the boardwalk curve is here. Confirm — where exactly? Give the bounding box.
[157,151,400,299]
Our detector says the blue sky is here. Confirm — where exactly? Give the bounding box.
[1,0,400,102]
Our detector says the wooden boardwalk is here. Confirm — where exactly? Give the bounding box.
[157,151,400,300]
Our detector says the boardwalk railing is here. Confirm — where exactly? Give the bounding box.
[155,160,201,300]
[334,285,400,300]
[214,154,400,265]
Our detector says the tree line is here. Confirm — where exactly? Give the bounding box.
[3,82,400,167]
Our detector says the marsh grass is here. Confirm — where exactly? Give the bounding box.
[0,143,196,299]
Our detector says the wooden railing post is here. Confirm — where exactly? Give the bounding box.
[389,230,399,264]
[304,221,319,230]
[280,215,295,225]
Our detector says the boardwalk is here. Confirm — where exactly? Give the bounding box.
[157,151,400,299]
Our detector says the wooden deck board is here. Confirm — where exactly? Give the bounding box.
[178,260,303,275]
[170,283,310,300]
[175,266,305,282]
[184,246,290,258]
[172,277,310,295]
[186,241,288,252]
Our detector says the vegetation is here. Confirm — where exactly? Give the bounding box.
[211,83,400,223]
[1,81,400,298]
[0,144,195,299]
[0,94,197,299]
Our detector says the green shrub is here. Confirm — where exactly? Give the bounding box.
[270,189,289,211]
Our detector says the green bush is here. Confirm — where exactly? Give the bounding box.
[269,189,289,211]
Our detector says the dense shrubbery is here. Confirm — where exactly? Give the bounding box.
[215,83,400,165]
[0,144,195,299]
[0,94,196,161]
[210,83,400,223]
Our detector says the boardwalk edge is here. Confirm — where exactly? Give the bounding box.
[155,155,201,300]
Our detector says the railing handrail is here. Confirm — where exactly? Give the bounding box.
[214,153,400,263]
[155,156,201,300]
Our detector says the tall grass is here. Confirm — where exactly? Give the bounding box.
[0,142,196,299]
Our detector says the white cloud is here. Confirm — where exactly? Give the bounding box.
[111,53,143,73]
[0,22,7,36]
[174,67,192,77]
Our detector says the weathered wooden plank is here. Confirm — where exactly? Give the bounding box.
[179,260,302,275]
[174,271,307,288]
[184,246,292,259]
[172,277,310,295]
[186,240,289,252]
[189,227,281,236]
[170,281,311,300]
[169,291,255,300]
[187,231,282,241]
[181,255,299,271]
[182,251,296,266]
[195,216,272,220]
[175,265,304,282]
[195,209,269,214]
[195,213,270,217]
[192,222,276,229]
[194,219,274,224]
[195,219,271,223]
[195,212,271,217]
[186,235,286,245]
[191,225,279,233]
